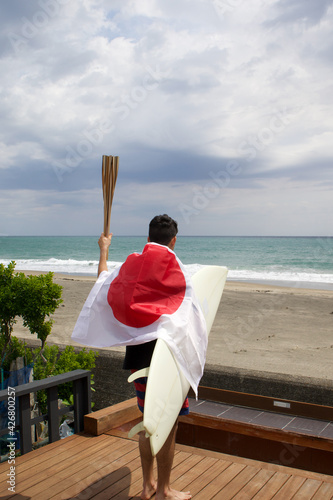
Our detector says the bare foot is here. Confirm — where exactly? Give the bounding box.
[156,487,191,499]
[141,480,157,500]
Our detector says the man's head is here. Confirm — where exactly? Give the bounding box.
[148,214,178,249]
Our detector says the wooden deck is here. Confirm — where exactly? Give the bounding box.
[1,424,333,498]
[0,398,333,500]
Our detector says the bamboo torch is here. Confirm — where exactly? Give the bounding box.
[102,155,119,258]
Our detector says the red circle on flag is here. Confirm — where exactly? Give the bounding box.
[107,245,186,328]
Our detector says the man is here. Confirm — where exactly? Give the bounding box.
[98,214,192,500]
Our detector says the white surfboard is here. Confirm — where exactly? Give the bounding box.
[128,265,228,456]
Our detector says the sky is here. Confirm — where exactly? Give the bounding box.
[0,0,332,237]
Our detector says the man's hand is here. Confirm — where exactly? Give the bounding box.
[98,233,112,276]
[98,233,112,252]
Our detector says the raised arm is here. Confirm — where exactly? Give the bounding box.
[98,233,112,276]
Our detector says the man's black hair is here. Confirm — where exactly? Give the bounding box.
[148,214,178,246]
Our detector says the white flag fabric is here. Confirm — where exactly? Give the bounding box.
[71,242,207,394]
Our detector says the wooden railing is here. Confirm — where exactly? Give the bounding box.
[0,369,91,455]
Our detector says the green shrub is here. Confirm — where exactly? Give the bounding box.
[0,335,33,373]
[0,262,97,414]
[33,344,97,414]
[0,262,62,357]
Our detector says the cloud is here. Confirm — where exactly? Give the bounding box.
[0,0,332,235]
[266,0,333,27]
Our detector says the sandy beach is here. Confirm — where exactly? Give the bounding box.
[12,272,333,383]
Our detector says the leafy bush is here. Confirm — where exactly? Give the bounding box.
[0,335,33,373]
[0,262,63,357]
[0,262,97,414]
[18,272,63,348]
[0,261,20,342]
[33,344,97,414]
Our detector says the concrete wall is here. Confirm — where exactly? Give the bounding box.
[91,349,332,410]
[25,341,332,410]
[200,363,333,408]
[91,349,136,409]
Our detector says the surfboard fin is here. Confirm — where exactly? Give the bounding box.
[128,421,150,439]
[127,367,150,383]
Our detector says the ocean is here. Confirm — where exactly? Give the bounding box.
[0,236,332,290]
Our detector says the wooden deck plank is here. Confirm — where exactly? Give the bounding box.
[0,433,81,479]
[1,433,333,500]
[217,465,264,499]
[74,450,185,500]
[70,453,142,500]
[91,460,142,499]
[191,462,246,499]
[114,451,205,500]
[68,450,185,499]
[114,451,201,500]
[270,475,307,499]
[0,434,113,497]
[168,451,208,484]
[54,451,140,500]
[175,442,333,485]
[176,457,232,499]
[11,436,129,499]
[92,453,200,500]
[193,462,243,499]
[46,442,139,499]
[0,435,103,496]
[95,456,141,500]
[232,468,276,499]
[290,478,322,499]
[54,447,141,499]
[0,433,108,482]
[311,481,333,499]
[251,472,291,499]
[171,455,221,494]
[168,451,210,493]
[191,460,233,499]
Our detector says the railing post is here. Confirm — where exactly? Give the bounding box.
[47,385,59,443]
[73,372,91,433]
[19,393,32,454]
[83,372,91,416]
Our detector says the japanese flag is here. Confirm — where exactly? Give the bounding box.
[71,243,207,393]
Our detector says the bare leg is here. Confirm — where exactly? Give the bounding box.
[139,431,157,500]
[155,421,191,500]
